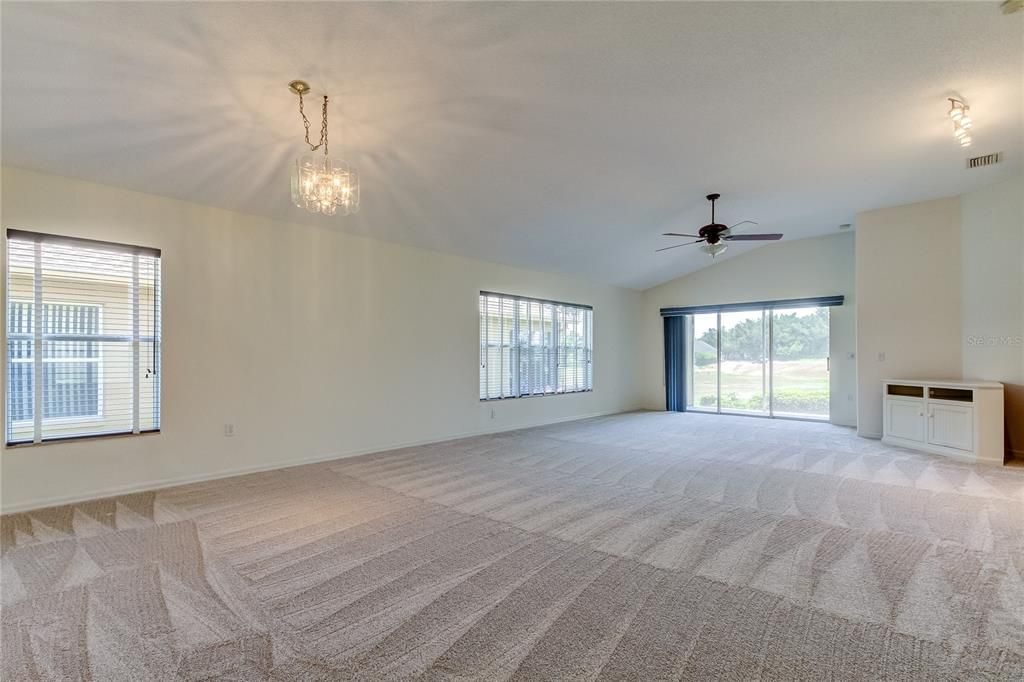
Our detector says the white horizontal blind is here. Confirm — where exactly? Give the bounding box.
[479,292,593,400]
[6,230,161,444]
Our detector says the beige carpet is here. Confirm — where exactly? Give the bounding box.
[2,411,1024,680]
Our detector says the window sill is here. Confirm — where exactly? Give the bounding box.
[4,429,160,449]
[480,389,594,402]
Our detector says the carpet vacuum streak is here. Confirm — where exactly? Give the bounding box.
[2,412,1023,680]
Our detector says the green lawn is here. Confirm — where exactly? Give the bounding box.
[691,359,828,417]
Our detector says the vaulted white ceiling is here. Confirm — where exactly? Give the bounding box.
[2,2,1021,289]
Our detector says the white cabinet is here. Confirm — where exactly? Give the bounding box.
[886,398,925,442]
[927,403,973,451]
[881,380,1004,465]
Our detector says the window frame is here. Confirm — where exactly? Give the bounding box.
[5,229,161,446]
[479,291,594,401]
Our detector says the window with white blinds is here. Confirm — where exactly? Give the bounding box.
[5,230,161,444]
[479,291,593,400]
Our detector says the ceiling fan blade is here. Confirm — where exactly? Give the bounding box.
[662,232,701,238]
[655,240,703,252]
[725,233,783,241]
[726,220,758,230]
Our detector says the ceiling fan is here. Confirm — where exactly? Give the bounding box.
[657,193,782,258]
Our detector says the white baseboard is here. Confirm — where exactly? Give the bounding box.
[1,410,624,514]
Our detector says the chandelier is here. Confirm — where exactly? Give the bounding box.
[288,80,359,216]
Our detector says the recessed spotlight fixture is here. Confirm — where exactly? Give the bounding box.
[948,98,973,148]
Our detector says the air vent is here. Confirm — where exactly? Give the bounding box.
[967,153,1001,169]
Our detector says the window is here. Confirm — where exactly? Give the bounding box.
[6,230,161,444]
[479,291,592,400]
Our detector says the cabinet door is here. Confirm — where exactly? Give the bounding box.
[928,403,974,451]
[886,398,925,442]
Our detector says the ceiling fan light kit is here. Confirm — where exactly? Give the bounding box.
[948,98,973,148]
[288,80,360,216]
[700,242,728,257]
[658,193,783,258]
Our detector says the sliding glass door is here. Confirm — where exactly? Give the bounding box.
[770,307,830,419]
[685,305,829,420]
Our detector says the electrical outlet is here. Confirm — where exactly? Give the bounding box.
[224,423,235,437]
[490,408,496,420]
[877,352,886,362]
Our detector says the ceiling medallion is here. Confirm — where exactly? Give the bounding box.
[288,80,360,216]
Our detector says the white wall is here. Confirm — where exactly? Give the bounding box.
[854,179,1024,450]
[4,167,1017,512]
[639,233,857,427]
[0,167,644,512]
[961,175,1024,458]
[855,197,964,438]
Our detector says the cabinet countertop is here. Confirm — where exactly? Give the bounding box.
[885,379,1003,390]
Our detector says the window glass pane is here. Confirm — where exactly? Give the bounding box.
[720,310,768,415]
[686,313,718,411]
[6,242,35,443]
[499,297,510,398]
[585,309,593,390]
[543,302,554,393]
[479,296,488,400]
[771,307,830,419]
[6,301,34,436]
[42,302,101,420]
[39,244,134,440]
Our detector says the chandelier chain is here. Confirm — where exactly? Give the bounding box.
[297,91,329,156]
[322,96,328,157]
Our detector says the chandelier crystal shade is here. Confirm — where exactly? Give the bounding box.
[288,80,360,216]
[291,155,359,216]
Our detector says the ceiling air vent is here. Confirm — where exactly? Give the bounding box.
[967,152,1001,169]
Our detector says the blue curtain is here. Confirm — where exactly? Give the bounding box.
[664,316,686,412]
